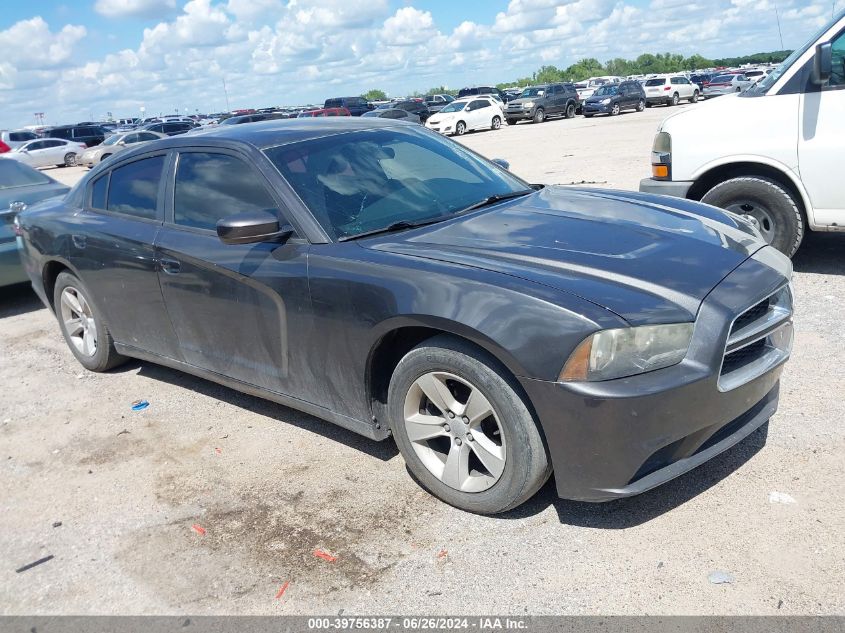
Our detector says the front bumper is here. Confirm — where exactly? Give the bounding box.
[520,250,792,501]
[78,152,98,167]
[583,102,611,114]
[505,108,532,120]
[638,178,693,199]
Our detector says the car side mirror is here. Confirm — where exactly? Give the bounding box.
[492,158,510,170]
[217,211,294,245]
[117,140,126,146]
[813,42,832,85]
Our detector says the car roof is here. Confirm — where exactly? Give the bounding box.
[121,118,408,153]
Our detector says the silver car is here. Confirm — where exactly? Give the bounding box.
[702,73,754,97]
[78,130,167,168]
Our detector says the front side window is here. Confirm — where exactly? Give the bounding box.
[830,29,845,87]
[264,127,529,240]
[174,152,278,231]
[106,156,164,220]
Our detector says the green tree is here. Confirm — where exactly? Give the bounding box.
[361,89,387,101]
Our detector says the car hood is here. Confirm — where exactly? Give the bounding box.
[361,186,763,325]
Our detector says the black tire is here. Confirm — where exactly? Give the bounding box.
[100,153,112,162]
[670,93,679,106]
[491,116,501,130]
[700,176,804,257]
[584,113,594,118]
[610,103,621,116]
[63,153,76,167]
[564,102,576,119]
[532,108,545,124]
[53,271,126,372]
[387,335,551,514]
[636,99,645,112]
[506,118,518,126]
[691,90,699,103]
[454,121,466,136]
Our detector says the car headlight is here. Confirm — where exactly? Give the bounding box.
[524,101,534,108]
[601,98,611,104]
[559,323,694,382]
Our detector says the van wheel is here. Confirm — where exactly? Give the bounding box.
[691,90,699,103]
[455,121,466,136]
[53,271,126,372]
[532,108,545,123]
[491,116,501,130]
[564,102,576,119]
[387,335,551,514]
[700,176,804,257]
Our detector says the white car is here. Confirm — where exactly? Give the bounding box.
[425,97,503,136]
[640,8,845,257]
[1,138,87,168]
[643,76,700,106]
[702,73,755,98]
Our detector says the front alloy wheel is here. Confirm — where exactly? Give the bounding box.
[491,116,501,130]
[610,103,621,116]
[454,121,466,136]
[403,371,506,492]
[533,108,545,123]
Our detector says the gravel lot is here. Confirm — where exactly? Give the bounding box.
[2,104,844,615]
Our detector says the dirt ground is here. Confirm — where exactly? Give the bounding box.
[1,104,844,615]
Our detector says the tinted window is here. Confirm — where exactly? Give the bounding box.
[0,160,51,188]
[138,133,160,141]
[24,141,46,151]
[43,140,64,149]
[174,153,277,231]
[106,156,164,219]
[830,28,845,87]
[645,79,666,86]
[9,131,37,142]
[468,99,487,110]
[91,175,108,209]
[325,99,343,108]
[51,129,72,139]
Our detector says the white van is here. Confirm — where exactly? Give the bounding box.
[639,10,845,256]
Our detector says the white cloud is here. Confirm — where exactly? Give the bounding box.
[0,0,833,127]
[94,0,177,18]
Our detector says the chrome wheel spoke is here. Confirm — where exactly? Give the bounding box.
[462,388,493,426]
[60,286,98,357]
[83,329,96,356]
[64,318,84,337]
[441,442,470,490]
[405,413,447,442]
[468,434,506,478]
[62,290,83,316]
[416,372,458,415]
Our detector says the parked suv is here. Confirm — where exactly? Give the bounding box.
[640,8,845,257]
[323,97,372,116]
[505,83,579,124]
[423,94,455,114]
[643,76,700,106]
[40,125,110,147]
[457,86,508,102]
[583,80,646,117]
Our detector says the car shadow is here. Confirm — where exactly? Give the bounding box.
[0,283,44,318]
[793,232,844,275]
[500,422,769,528]
[122,360,399,462]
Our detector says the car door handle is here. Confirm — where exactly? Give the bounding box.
[72,234,86,249]
[160,258,181,274]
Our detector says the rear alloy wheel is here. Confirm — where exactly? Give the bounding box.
[388,335,551,514]
[54,271,126,372]
[454,121,466,136]
[636,99,645,112]
[491,116,501,130]
[670,93,680,106]
[532,108,545,124]
[610,103,621,116]
[691,90,699,103]
[565,102,576,119]
[63,153,77,167]
[701,176,804,257]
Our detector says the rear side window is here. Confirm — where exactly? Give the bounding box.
[174,152,277,231]
[91,175,108,209]
[645,79,665,86]
[324,99,342,108]
[9,131,36,142]
[106,156,164,220]
[51,128,72,139]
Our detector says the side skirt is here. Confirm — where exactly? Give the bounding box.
[114,343,390,441]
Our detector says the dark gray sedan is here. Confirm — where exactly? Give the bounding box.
[1,161,68,287]
[17,119,793,513]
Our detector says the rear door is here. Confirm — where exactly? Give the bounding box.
[67,152,181,359]
[154,149,311,394]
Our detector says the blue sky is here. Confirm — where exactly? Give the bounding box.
[0,0,837,128]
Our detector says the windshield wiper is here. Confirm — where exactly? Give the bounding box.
[339,217,447,241]
[455,189,535,214]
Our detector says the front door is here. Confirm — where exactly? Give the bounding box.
[798,26,845,222]
[155,149,311,394]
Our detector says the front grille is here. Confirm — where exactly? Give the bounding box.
[718,285,793,391]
